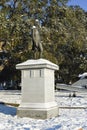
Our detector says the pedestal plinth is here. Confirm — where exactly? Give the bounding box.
[16,58,59,119]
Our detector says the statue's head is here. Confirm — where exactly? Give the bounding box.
[35,19,39,23]
[35,19,41,28]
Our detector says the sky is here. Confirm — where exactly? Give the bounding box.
[68,0,87,11]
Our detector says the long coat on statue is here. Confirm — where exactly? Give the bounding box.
[32,26,43,58]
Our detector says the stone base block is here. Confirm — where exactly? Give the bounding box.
[17,106,58,119]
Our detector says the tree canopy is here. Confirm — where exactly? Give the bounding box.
[0,0,87,84]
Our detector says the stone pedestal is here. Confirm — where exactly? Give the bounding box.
[16,58,59,119]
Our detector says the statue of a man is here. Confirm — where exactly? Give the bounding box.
[31,19,43,59]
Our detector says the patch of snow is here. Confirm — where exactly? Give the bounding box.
[0,90,86,129]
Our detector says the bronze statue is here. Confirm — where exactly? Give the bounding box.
[31,19,43,59]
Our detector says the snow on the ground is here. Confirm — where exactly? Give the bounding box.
[0,90,21,104]
[55,91,87,107]
[0,90,87,130]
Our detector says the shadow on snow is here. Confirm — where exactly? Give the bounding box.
[0,103,17,116]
